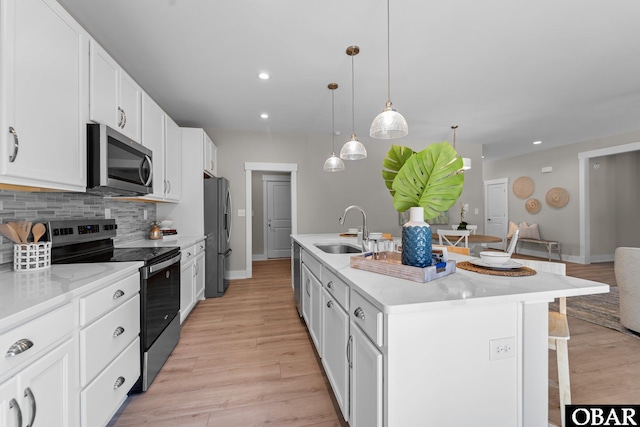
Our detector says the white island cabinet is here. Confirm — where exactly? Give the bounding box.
[292,233,609,427]
[0,0,88,192]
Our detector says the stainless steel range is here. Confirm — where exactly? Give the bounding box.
[48,218,180,392]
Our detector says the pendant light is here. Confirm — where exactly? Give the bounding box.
[370,0,408,139]
[340,45,367,160]
[323,83,345,172]
[452,125,471,171]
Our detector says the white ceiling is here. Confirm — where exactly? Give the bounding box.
[58,0,640,161]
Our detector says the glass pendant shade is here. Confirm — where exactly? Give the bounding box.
[370,101,408,139]
[324,152,345,172]
[340,134,367,160]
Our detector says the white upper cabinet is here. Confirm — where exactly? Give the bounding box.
[203,133,217,177]
[0,0,88,192]
[89,39,141,142]
[164,115,182,201]
[141,93,165,199]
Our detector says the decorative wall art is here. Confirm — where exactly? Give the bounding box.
[513,176,535,199]
[525,198,541,214]
[546,187,570,208]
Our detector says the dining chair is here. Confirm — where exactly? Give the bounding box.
[517,258,570,427]
[438,229,470,247]
[435,245,470,256]
[451,224,477,234]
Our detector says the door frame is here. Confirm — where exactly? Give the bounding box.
[483,178,509,249]
[245,162,298,279]
[263,174,291,258]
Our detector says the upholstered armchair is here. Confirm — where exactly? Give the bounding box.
[614,247,640,333]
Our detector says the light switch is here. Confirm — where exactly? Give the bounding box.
[238,209,246,217]
[474,208,479,215]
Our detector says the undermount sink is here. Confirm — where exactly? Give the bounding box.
[314,243,362,254]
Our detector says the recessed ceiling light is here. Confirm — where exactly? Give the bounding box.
[260,113,269,119]
[533,140,542,145]
[258,72,270,80]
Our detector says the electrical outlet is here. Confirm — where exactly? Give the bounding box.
[238,209,246,217]
[105,208,111,219]
[490,337,516,360]
[144,209,148,220]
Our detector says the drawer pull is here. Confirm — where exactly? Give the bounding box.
[326,281,333,290]
[113,289,125,299]
[354,307,366,320]
[113,326,125,337]
[327,300,334,309]
[9,398,23,427]
[113,376,126,390]
[6,339,34,358]
[24,387,36,427]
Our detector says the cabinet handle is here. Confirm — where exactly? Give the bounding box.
[117,107,123,127]
[8,127,19,162]
[24,387,36,427]
[113,326,125,337]
[354,307,366,320]
[306,278,311,297]
[113,289,125,299]
[122,109,127,128]
[166,179,171,194]
[326,300,334,309]
[113,376,126,390]
[347,335,353,368]
[5,339,34,358]
[326,281,333,290]
[9,398,23,427]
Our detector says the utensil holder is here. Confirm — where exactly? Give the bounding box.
[14,242,52,271]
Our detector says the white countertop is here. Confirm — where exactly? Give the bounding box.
[0,262,143,331]
[116,235,206,250]
[293,233,610,314]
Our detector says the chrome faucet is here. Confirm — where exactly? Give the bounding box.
[339,205,368,251]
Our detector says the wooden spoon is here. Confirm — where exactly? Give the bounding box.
[0,224,22,244]
[32,223,46,244]
[7,222,23,243]
[17,221,32,244]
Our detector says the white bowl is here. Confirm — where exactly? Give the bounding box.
[157,220,174,229]
[479,251,511,265]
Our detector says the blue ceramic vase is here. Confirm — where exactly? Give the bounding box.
[401,207,432,267]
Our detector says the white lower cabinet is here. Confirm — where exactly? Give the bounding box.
[1,338,77,427]
[195,244,206,301]
[321,288,350,421]
[350,322,383,427]
[301,263,322,352]
[180,245,196,324]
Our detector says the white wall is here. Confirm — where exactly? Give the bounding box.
[207,128,483,274]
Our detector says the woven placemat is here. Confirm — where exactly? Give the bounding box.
[457,261,537,277]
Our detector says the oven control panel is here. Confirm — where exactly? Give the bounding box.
[48,219,118,246]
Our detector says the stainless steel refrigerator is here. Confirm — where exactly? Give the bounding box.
[204,176,232,297]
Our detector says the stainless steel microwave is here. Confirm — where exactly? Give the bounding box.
[87,123,153,196]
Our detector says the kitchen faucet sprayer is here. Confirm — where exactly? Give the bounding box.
[339,205,368,251]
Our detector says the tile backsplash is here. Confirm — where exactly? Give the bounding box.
[0,190,157,270]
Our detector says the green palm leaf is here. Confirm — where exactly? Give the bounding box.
[381,145,416,196]
[391,142,464,219]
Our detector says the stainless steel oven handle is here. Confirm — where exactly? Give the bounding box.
[146,253,181,277]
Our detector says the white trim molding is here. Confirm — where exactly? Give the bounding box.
[244,162,298,279]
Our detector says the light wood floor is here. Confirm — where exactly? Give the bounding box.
[110,257,639,427]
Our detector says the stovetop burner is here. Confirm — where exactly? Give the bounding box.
[47,219,179,266]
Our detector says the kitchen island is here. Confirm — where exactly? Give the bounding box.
[292,233,609,427]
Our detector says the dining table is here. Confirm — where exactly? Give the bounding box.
[432,233,503,254]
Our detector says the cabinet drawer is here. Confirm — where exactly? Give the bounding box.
[80,272,140,326]
[350,291,383,347]
[194,240,206,255]
[80,294,140,386]
[0,303,73,374]
[302,250,321,279]
[182,244,196,263]
[81,337,141,427]
[322,268,349,311]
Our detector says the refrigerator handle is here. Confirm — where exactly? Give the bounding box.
[226,188,232,242]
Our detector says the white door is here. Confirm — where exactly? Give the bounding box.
[266,180,292,258]
[484,178,508,250]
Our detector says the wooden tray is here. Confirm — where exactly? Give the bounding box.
[350,251,456,283]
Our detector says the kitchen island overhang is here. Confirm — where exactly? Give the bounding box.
[292,233,609,427]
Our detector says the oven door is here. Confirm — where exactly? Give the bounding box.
[141,253,181,349]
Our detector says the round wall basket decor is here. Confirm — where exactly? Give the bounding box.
[546,187,570,208]
[513,176,535,199]
[525,198,541,214]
